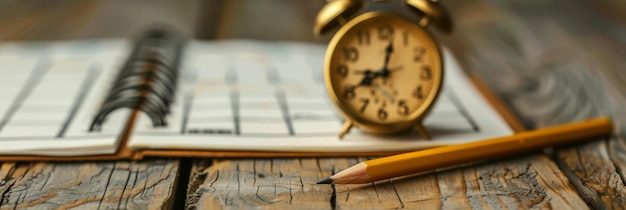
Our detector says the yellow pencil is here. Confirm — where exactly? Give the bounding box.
[317,117,612,184]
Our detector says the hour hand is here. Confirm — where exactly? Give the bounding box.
[353,69,372,74]
[354,69,377,86]
[358,74,374,86]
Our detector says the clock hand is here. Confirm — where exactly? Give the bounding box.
[356,69,377,86]
[345,73,375,98]
[375,38,395,82]
[373,84,395,103]
[343,71,373,99]
[353,69,374,74]
[383,38,394,68]
[354,39,397,87]
[381,66,403,85]
[359,76,374,86]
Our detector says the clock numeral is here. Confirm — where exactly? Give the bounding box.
[343,47,359,62]
[359,98,370,113]
[378,25,394,40]
[378,108,388,121]
[343,86,356,99]
[337,65,348,77]
[420,66,432,80]
[414,47,426,62]
[412,85,424,100]
[397,99,409,116]
[357,30,370,45]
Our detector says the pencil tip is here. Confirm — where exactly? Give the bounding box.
[316,178,333,184]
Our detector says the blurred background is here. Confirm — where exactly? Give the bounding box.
[2,0,625,44]
[0,0,469,43]
[0,0,326,42]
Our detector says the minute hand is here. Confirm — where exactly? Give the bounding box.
[375,39,395,85]
[383,39,393,68]
[378,39,394,78]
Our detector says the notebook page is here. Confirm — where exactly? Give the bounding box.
[128,40,513,153]
[0,40,131,156]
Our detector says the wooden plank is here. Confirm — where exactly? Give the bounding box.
[186,158,335,209]
[186,155,586,209]
[0,159,179,209]
[442,0,626,208]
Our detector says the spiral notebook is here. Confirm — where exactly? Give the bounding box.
[0,29,521,161]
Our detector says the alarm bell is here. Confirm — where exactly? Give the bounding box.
[314,0,452,36]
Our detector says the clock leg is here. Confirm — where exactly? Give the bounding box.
[338,120,353,139]
[415,124,431,140]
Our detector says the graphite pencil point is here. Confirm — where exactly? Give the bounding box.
[316,178,333,184]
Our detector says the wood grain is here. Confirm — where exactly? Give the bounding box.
[186,156,587,209]
[0,159,179,209]
[443,0,626,208]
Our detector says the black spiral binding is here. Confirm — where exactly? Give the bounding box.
[89,28,185,131]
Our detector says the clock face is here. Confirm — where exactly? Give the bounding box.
[326,13,443,128]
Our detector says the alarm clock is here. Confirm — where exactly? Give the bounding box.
[314,0,452,139]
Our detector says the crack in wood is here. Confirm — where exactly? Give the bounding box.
[252,160,258,186]
[390,179,405,208]
[0,180,15,207]
[236,164,241,195]
[96,162,116,209]
[329,168,336,209]
[117,163,133,210]
[329,183,337,209]
[1,161,177,209]
[606,137,626,190]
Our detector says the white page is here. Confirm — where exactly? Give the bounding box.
[0,40,131,156]
[128,40,513,153]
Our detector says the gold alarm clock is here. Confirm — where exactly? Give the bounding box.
[314,0,452,139]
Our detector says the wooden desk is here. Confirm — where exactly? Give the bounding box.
[2,0,626,209]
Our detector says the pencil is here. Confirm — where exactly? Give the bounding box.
[317,117,612,184]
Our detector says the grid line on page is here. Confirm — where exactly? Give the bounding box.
[57,63,102,137]
[0,58,51,134]
[446,88,480,132]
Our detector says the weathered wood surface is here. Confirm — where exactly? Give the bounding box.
[0,159,179,209]
[442,0,626,208]
[187,156,586,209]
[187,0,626,209]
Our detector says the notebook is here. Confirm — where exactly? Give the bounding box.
[0,30,521,161]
